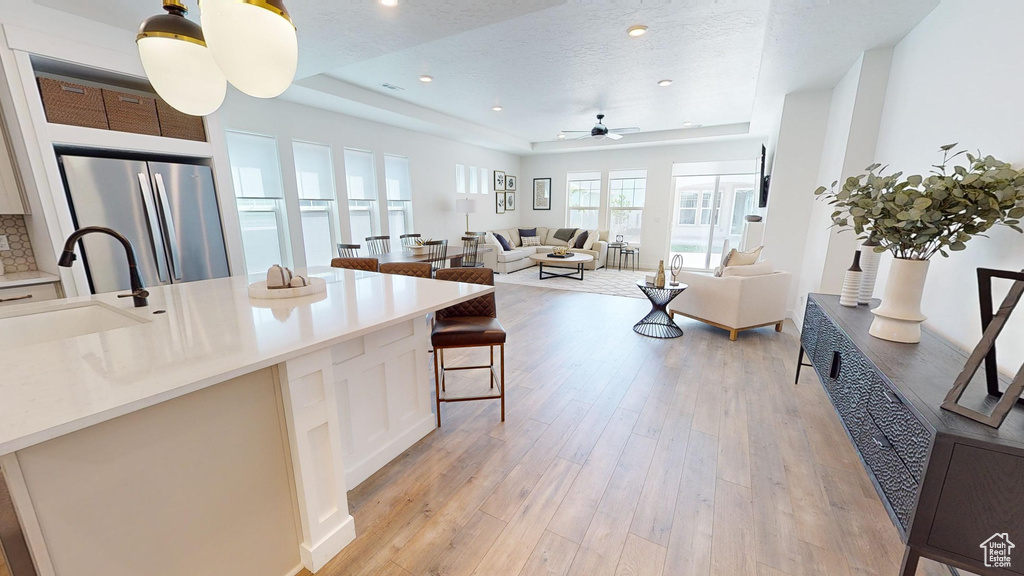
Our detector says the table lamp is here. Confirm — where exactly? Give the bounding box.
[455,198,479,234]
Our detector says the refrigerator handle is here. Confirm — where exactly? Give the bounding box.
[154,173,183,281]
[137,173,168,283]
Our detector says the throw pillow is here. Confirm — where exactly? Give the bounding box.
[583,229,599,250]
[726,246,763,267]
[494,233,513,252]
[721,259,775,278]
[522,236,542,247]
[553,228,578,242]
[572,231,589,249]
[519,228,538,238]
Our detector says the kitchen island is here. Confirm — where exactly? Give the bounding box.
[0,267,492,576]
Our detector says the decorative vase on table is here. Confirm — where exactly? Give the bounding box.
[858,238,882,305]
[839,251,863,307]
[868,258,930,343]
[814,143,1024,344]
[654,260,666,288]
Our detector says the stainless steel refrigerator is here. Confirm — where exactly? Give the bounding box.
[60,155,230,294]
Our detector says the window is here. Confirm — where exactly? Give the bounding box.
[678,192,698,225]
[469,166,479,194]
[343,149,379,242]
[566,171,601,229]
[384,154,413,237]
[480,168,489,195]
[226,131,290,273]
[455,164,466,194]
[699,191,721,225]
[608,170,646,244]
[730,188,756,235]
[293,141,340,267]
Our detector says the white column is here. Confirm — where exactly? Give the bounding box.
[278,348,356,573]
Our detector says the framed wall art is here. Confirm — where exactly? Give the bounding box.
[495,192,506,214]
[494,171,506,191]
[533,178,551,210]
[505,175,517,191]
[505,192,516,211]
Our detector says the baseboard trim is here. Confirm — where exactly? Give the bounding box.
[284,563,306,576]
[299,513,356,573]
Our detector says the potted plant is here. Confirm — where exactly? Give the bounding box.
[815,144,1024,343]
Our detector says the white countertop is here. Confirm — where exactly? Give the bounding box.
[0,270,61,289]
[0,267,492,455]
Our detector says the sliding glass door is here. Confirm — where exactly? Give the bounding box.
[670,173,757,270]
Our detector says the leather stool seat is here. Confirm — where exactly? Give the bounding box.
[431,317,507,347]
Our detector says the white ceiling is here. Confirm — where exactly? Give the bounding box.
[34,0,938,150]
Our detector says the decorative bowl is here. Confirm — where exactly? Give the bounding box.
[410,245,429,254]
[552,246,569,256]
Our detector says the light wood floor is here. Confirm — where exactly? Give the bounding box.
[0,283,963,576]
[301,283,963,576]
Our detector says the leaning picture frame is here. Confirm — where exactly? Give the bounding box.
[533,178,551,210]
[941,268,1024,428]
[494,171,506,191]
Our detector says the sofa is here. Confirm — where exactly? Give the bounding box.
[481,227,609,274]
[668,265,792,341]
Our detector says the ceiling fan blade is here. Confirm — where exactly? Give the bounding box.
[574,134,593,140]
[610,127,641,134]
[605,133,623,140]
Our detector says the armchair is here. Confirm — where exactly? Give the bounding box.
[669,270,792,340]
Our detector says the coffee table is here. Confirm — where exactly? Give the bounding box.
[529,253,595,281]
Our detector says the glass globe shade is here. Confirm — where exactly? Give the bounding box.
[200,0,298,99]
[138,36,227,116]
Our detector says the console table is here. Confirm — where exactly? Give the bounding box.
[797,294,1024,576]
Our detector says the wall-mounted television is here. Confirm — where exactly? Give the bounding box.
[759,144,771,208]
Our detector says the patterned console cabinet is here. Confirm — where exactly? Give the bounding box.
[798,294,1024,576]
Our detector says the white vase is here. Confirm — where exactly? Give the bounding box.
[869,258,930,343]
[858,242,881,305]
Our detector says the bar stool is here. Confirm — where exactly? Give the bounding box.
[432,268,506,427]
[365,236,391,255]
[337,243,361,258]
[379,262,432,278]
[331,257,379,272]
[400,233,421,248]
[619,247,639,272]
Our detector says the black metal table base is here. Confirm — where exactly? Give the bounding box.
[634,281,687,339]
[539,262,585,281]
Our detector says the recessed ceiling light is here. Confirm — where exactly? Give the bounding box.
[658,79,673,87]
[627,25,648,37]
[557,134,566,140]
[683,122,693,127]
[419,75,433,83]
[379,0,398,6]
[492,105,503,112]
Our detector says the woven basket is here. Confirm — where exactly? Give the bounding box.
[101,89,161,136]
[156,99,207,142]
[37,77,108,129]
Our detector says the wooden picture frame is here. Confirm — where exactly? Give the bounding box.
[495,192,505,214]
[533,178,551,210]
[505,175,517,191]
[505,192,516,211]
[941,268,1024,428]
[494,171,506,191]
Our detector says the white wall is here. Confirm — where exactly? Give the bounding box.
[871,0,1024,373]
[520,137,764,270]
[795,48,892,324]
[218,93,522,269]
[761,90,832,313]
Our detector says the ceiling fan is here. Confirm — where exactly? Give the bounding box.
[560,114,640,141]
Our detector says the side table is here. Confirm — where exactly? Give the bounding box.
[634,280,688,338]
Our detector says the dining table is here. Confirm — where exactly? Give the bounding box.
[374,244,494,268]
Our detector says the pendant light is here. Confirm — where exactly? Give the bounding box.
[136,1,227,116]
[200,0,298,99]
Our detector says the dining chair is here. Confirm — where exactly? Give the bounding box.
[460,235,485,268]
[424,239,448,276]
[431,268,505,427]
[331,257,379,272]
[379,262,432,278]
[337,243,361,258]
[365,236,391,256]
[400,233,422,248]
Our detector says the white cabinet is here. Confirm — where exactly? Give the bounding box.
[0,282,57,307]
[0,111,24,214]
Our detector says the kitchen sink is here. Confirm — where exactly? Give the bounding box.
[0,301,147,348]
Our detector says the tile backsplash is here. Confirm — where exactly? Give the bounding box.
[1,214,37,273]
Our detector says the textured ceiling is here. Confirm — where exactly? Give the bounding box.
[33,0,939,147]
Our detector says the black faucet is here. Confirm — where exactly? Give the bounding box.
[58,226,150,308]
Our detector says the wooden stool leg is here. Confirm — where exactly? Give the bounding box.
[500,344,506,422]
[440,348,446,392]
[433,347,442,428]
[490,346,495,389]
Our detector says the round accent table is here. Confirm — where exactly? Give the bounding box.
[529,252,595,281]
[634,280,688,338]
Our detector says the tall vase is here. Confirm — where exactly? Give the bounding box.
[869,258,930,343]
[858,239,881,305]
[839,251,863,307]
[654,260,666,288]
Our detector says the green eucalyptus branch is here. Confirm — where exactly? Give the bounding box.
[814,144,1024,260]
